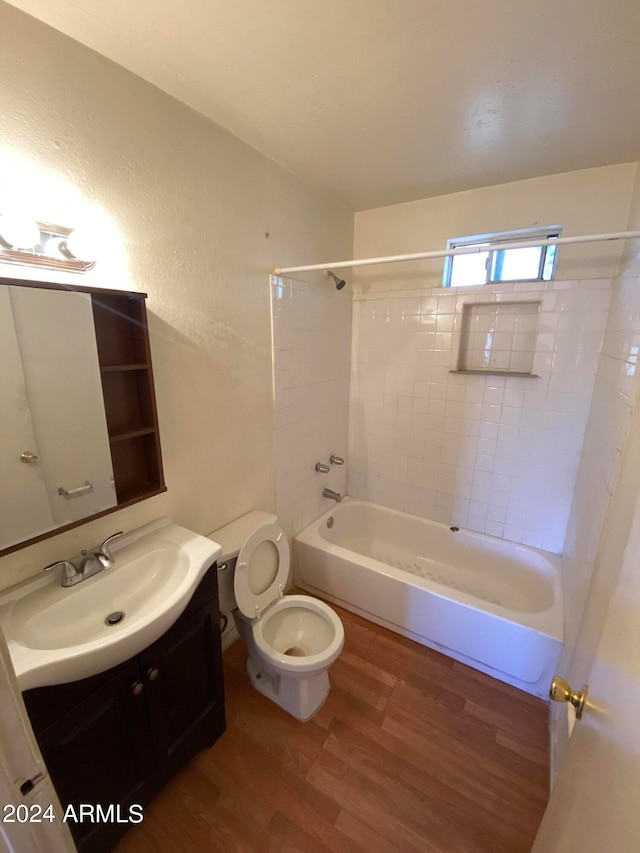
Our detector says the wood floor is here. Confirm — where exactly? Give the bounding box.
[117,601,549,853]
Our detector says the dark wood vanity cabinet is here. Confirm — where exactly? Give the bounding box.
[22,566,226,853]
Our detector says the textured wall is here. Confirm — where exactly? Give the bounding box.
[0,3,352,589]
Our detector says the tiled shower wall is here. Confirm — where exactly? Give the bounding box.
[561,219,640,654]
[561,275,640,642]
[271,274,351,539]
[348,279,612,553]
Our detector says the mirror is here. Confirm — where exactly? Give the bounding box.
[0,280,165,554]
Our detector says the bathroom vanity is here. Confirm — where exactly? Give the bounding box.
[1,275,226,850]
[22,564,226,852]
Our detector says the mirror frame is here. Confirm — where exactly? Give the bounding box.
[0,276,166,557]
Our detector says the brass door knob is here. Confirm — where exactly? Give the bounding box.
[549,675,588,719]
[20,451,38,464]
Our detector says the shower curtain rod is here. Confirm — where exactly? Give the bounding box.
[273,230,640,275]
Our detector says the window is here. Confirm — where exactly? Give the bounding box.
[442,226,561,288]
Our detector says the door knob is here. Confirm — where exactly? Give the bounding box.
[20,451,38,464]
[131,681,144,696]
[146,667,159,681]
[549,675,588,719]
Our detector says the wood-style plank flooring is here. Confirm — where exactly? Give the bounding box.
[117,601,549,852]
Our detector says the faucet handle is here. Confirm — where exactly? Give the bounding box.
[43,560,78,582]
[97,531,124,567]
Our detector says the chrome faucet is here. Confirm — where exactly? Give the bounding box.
[44,531,124,587]
[322,488,342,503]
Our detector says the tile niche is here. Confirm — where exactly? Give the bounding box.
[455,300,541,375]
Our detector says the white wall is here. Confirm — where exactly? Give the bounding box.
[550,161,640,779]
[353,164,636,291]
[0,2,352,590]
[272,274,351,538]
[349,279,610,552]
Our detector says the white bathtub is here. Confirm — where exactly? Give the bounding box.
[294,498,563,698]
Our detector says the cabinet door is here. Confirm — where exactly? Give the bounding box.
[36,659,154,852]
[142,600,226,778]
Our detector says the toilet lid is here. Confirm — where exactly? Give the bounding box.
[234,522,290,618]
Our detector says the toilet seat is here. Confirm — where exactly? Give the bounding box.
[234,522,290,619]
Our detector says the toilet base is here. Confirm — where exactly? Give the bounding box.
[246,656,330,722]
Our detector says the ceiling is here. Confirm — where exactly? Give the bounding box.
[5,0,640,210]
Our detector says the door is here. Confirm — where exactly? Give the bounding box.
[0,630,74,853]
[143,600,226,779]
[532,490,640,850]
[36,659,155,853]
[0,287,54,550]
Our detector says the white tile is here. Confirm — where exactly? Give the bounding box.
[344,280,615,553]
[485,520,505,537]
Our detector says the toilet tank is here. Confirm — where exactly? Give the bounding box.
[208,510,278,615]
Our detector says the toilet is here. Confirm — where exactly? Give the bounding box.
[209,511,344,721]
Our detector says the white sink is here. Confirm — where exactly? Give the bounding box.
[0,518,222,690]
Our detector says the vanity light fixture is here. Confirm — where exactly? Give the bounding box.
[0,215,96,272]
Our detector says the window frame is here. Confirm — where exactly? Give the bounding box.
[442,225,562,288]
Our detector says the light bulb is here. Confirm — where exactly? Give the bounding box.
[0,214,40,250]
[63,228,97,261]
[42,237,66,258]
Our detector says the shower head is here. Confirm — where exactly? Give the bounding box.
[324,270,346,290]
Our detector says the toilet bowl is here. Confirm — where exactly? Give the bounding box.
[209,511,344,721]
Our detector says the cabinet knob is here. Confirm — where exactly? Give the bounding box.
[131,681,144,696]
[146,667,160,681]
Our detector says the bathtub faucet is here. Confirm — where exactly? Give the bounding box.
[322,488,342,503]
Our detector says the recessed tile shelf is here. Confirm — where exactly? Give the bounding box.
[456,300,541,376]
[450,370,541,377]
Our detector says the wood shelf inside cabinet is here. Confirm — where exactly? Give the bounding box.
[101,364,149,373]
[109,426,157,443]
[116,483,166,505]
[92,292,165,508]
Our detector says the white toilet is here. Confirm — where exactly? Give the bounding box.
[209,511,344,721]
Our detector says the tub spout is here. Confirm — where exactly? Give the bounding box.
[323,488,342,503]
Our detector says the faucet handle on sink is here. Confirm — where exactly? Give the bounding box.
[44,560,79,584]
[96,531,124,568]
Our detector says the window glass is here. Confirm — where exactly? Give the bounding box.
[443,227,561,287]
[449,250,490,287]
[492,246,542,281]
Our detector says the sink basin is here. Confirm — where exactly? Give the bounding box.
[0,518,222,690]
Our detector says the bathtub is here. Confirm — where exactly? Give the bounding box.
[293,499,563,698]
